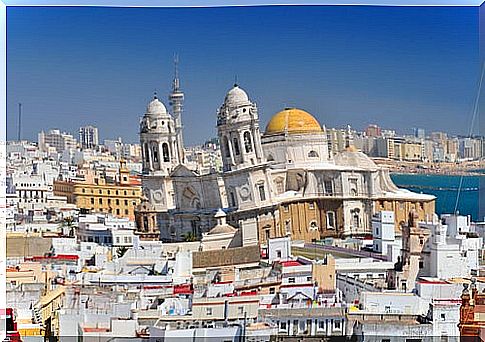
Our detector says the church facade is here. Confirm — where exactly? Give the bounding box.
[135,76,435,245]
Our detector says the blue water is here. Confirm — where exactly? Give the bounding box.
[390,174,482,221]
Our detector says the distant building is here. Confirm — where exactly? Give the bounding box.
[79,125,99,149]
[38,129,77,153]
[413,127,426,139]
[365,124,381,137]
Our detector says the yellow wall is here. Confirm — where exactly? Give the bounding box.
[54,181,142,220]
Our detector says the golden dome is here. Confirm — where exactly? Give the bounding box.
[265,108,322,135]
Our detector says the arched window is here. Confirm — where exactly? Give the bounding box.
[144,144,150,163]
[326,211,336,229]
[223,136,231,158]
[233,137,240,155]
[229,192,237,207]
[308,150,319,158]
[353,213,360,228]
[243,131,253,153]
[152,144,159,163]
[267,154,275,162]
[162,143,170,162]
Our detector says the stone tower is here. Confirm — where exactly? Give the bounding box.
[216,84,264,172]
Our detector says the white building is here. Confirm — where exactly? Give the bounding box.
[38,129,77,153]
[79,125,99,149]
[421,214,482,279]
[77,214,136,247]
[372,211,395,256]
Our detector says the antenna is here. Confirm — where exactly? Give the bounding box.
[234,75,238,87]
[174,53,179,79]
[18,103,22,141]
[173,53,180,91]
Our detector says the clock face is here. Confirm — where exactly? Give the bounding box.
[152,190,164,204]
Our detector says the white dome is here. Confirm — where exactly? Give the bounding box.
[224,85,249,107]
[146,97,167,116]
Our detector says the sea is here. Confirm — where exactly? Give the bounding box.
[390,173,483,222]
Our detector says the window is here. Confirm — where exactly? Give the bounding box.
[419,260,424,269]
[308,150,319,158]
[441,313,446,321]
[307,276,312,282]
[99,198,103,204]
[162,143,170,162]
[276,179,284,194]
[309,221,318,231]
[276,250,282,258]
[230,137,240,156]
[309,202,315,209]
[243,131,253,153]
[125,209,129,215]
[238,306,244,315]
[280,322,287,330]
[324,180,333,195]
[349,178,358,196]
[269,287,275,294]
[353,212,360,228]
[90,198,94,204]
[144,144,149,161]
[283,205,289,213]
[229,192,236,207]
[326,211,336,229]
[206,307,213,316]
[116,199,120,205]
[223,137,231,158]
[288,277,295,283]
[124,200,128,206]
[152,145,159,162]
[334,320,341,329]
[258,184,266,201]
[285,220,291,234]
[116,237,120,244]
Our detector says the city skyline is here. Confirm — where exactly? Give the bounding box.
[7,5,480,145]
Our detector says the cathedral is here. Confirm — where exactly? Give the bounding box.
[135,71,435,245]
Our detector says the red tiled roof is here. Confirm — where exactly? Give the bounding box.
[280,260,302,267]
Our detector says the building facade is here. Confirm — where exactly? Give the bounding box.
[54,161,142,220]
[136,80,436,244]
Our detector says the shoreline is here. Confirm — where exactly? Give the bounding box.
[373,159,484,177]
[390,171,484,177]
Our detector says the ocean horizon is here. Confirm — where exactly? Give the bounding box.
[390,173,482,222]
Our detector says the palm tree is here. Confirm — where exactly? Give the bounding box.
[116,246,128,258]
[182,232,197,242]
[59,217,75,237]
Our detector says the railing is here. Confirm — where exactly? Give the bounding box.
[303,243,389,261]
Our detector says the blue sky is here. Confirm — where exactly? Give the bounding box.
[6,5,480,144]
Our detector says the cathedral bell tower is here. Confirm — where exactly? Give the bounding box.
[217,84,263,172]
[168,55,185,164]
[140,93,181,176]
